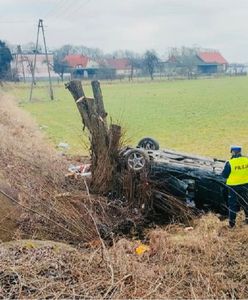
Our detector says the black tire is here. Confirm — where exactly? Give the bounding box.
[137,137,160,150]
[124,149,150,172]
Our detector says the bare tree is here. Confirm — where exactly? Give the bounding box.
[143,50,159,80]
[168,46,199,78]
[54,44,103,60]
[123,50,143,80]
[53,53,69,81]
[21,42,42,53]
[180,47,198,78]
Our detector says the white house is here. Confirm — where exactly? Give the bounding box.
[12,53,59,81]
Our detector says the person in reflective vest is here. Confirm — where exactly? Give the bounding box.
[222,145,248,227]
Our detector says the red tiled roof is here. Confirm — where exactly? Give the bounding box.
[197,52,228,65]
[64,55,89,68]
[106,58,130,70]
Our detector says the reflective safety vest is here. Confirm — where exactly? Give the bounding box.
[226,156,248,186]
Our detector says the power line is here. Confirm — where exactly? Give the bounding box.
[45,0,74,19]
[52,0,82,19]
[42,0,63,18]
[45,0,67,18]
[0,20,34,24]
[0,1,63,24]
[59,0,92,20]
[0,0,92,27]
[46,0,92,21]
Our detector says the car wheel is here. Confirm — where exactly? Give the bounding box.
[137,137,160,150]
[124,149,149,172]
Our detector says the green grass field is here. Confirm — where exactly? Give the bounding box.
[5,76,248,159]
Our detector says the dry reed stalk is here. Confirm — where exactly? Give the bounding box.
[0,214,247,299]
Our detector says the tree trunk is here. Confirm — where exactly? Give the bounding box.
[65,80,121,194]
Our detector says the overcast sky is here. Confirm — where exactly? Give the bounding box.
[0,0,248,62]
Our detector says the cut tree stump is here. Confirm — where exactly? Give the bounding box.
[65,80,121,194]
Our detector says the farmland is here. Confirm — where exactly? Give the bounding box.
[6,76,248,158]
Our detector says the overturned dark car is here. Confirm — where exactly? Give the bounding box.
[120,137,229,217]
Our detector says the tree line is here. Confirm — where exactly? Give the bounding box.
[1,40,161,81]
[52,45,160,80]
[1,40,224,81]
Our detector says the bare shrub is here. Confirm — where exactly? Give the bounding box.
[0,215,247,299]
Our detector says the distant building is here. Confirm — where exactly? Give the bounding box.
[64,54,112,79]
[63,54,99,69]
[12,53,59,81]
[196,51,228,74]
[164,50,228,76]
[105,58,131,76]
[64,55,133,79]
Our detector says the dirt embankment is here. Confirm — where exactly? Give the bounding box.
[0,94,96,242]
[0,94,133,243]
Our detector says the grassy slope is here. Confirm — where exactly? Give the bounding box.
[8,76,248,158]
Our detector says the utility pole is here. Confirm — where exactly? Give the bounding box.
[29,19,54,101]
[40,19,54,100]
[29,19,40,101]
[14,50,19,83]
[17,45,26,82]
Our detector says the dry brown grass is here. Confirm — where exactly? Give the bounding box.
[0,93,67,193]
[0,94,101,242]
[0,94,143,243]
[0,214,247,299]
[0,172,20,241]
